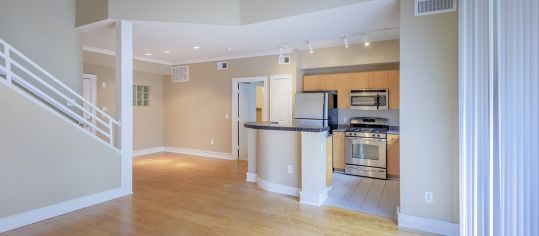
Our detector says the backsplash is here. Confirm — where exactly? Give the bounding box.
[338,109,400,126]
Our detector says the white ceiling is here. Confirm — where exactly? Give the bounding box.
[82,0,400,65]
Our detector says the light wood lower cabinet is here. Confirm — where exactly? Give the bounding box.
[326,135,333,187]
[387,134,400,179]
[332,131,345,172]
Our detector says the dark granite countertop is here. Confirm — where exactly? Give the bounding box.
[388,126,400,134]
[244,122,330,132]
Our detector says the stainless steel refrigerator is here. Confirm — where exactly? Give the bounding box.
[294,92,338,129]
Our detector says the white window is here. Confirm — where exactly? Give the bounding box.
[133,85,150,106]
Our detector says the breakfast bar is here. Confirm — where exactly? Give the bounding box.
[244,121,330,206]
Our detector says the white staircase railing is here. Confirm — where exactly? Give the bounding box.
[0,37,120,149]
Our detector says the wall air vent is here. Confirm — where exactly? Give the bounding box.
[414,0,457,16]
[171,66,189,83]
[279,55,291,65]
[217,62,229,70]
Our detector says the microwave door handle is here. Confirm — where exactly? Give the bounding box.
[376,94,380,109]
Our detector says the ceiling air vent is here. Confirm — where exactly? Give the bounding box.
[171,66,189,83]
[279,55,291,65]
[217,62,229,70]
[414,0,457,16]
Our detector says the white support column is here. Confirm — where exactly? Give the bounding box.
[115,20,133,194]
[300,131,328,206]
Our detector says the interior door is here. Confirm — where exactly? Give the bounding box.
[270,75,292,124]
[82,75,97,134]
[238,83,257,160]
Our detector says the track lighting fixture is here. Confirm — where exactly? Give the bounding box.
[279,46,284,57]
[342,35,350,48]
[362,33,370,47]
[308,41,314,54]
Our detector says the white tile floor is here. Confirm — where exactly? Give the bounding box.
[324,173,400,219]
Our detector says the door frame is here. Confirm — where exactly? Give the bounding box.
[231,76,269,159]
[82,74,97,134]
[269,74,293,124]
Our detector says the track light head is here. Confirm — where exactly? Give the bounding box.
[362,33,370,47]
[342,35,350,48]
[308,41,314,54]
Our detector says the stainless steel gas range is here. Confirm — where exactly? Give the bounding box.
[344,117,389,179]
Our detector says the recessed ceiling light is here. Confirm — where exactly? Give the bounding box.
[163,50,171,54]
[226,47,232,51]
[193,46,200,50]
[145,53,152,56]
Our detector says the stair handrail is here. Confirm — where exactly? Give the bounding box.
[0,37,120,148]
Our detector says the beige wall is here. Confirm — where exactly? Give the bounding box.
[164,54,297,153]
[0,83,121,218]
[400,1,459,223]
[108,0,241,25]
[240,0,369,24]
[84,63,165,151]
[0,0,82,92]
[76,0,108,27]
[299,40,400,69]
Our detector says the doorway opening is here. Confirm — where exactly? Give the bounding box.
[232,76,268,160]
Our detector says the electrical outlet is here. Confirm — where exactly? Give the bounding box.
[425,191,433,203]
[101,82,106,88]
[210,139,215,145]
[288,164,293,174]
[225,114,229,120]
[343,116,348,123]
[101,106,108,112]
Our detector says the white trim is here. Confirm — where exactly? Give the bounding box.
[231,76,269,159]
[82,74,97,135]
[256,177,300,197]
[83,46,174,66]
[133,146,165,157]
[299,187,330,206]
[0,188,130,233]
[165,147,234,160]
[397,210,459,236]
[246,172,257,182]
[0,81,120,154]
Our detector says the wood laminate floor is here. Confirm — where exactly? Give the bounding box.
[2,154,429,236]
[325,173,400,219]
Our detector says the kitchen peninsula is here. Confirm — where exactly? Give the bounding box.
[244,121,331,206]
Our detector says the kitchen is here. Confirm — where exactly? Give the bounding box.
[244,67,400,218]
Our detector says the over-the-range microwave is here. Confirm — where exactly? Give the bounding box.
[349,89,388,110]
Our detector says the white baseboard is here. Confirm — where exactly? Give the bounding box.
[256,177,300,197]
[398,209,459,236]
[133,146,165,157]
[299,187,330,206]
[165,147,235,160]
[0,188,131,233]
[246,172,257,182]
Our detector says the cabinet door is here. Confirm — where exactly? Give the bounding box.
[368,71,389,89]
[319,74,338,90]
[348,72,369,90]
[387,134,400,178]
[303,75,321,91]
[388,70,400,109]
[326,135,333,187]
[332,132,345,171]
[336,74,350,109]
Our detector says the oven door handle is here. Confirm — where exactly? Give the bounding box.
[346,137,387,144]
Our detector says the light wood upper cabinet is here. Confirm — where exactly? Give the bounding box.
[332,131,345,171]
[303,70,399,109]
[388,70,400,109]
[303,75,322,91]
[387,134,400,179]
[303,74,338,91]
[368,71,389,89]
[348,72,369,90]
